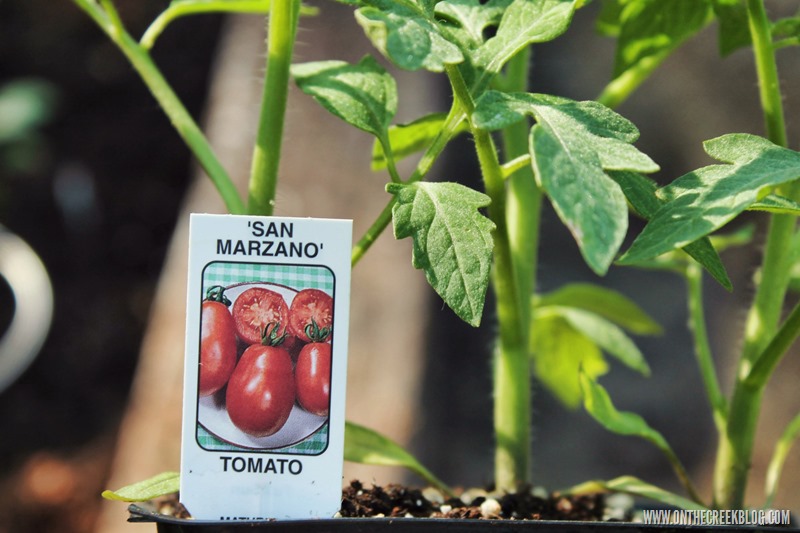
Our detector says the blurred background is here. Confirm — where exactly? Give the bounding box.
[1,1,799,531]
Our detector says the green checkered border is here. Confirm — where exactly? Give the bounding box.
[202,262,334,294]
[197,422,329,455]
[196,260,334,455]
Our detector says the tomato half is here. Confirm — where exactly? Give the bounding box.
[295,342,331,417]
[225,345,295,437]
[232,287,290,345]
[288,288,333,343]
[199,300,237,397]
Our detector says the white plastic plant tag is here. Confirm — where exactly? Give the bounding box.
[180,213,351,521]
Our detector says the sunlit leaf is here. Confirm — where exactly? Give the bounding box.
[621,134,800,264]
[566,475,707,510]
[474,91,657,274]
[101,472,180,502]
[345,421,453,495]
[537,282,662,335]
[371,113,468,170]
[531,311,608,408]
[388,181,494,326]
[355,0,464,71]
[292,56,397,152]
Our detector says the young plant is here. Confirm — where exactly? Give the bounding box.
[80,0,800,515]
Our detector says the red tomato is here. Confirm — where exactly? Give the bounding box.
[288,288,333,343]
[226,345,296,437]
[295,342,331,416]
[199,300,237,397]
[232,287,289,345]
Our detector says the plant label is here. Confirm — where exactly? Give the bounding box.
[180,213,352,521]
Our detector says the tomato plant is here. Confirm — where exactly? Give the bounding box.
[225,336,296,437]
[288,288,333,343]
[232,286,289,345]
[198,286,237,397]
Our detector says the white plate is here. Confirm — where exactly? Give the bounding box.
[197,282,327,450]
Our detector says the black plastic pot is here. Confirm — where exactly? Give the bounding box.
[128,504,795,533]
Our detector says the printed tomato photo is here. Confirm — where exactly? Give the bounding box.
[225,342,296,437]
[198,286,237,397]
[232,286,290,345]
[295,342,331,417]
[288,288,333,343]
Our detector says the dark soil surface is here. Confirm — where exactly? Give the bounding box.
[339,481,607,521]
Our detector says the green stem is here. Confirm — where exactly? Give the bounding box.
[596,55,665,109]
[713,0,792,510]
[247,0,301,216]
[351,104,466,267]
[685,263,727,431]
[447,64,530,490]
[764,412,800,507]
[746,299,800,388]
[72,0,246,214]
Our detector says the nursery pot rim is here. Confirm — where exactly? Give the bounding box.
[128,503,796,532]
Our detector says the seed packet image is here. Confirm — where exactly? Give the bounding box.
[197,262,335,454]
[180,214,351,521]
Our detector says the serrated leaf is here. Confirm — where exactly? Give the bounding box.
[473,0,576,78]
[613,0,713,77]
[537,282,662,335]
[345,421,452,495]
[566,476,707,510]
[388,181,495,326]
[609,170,732,290]
[531,311,609,408]
[580,372,672,453]
[101,472,180,502]
[621,134,800,264]
[473,91,656,274]
[292,56,397,150]
[711,0,751,56]
[747,194,800,215]
[434,0,513,51]
[371,113,469,170]
[354,0,464,71]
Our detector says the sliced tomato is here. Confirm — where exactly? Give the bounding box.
[288,288,333,343]
[232,287,289,345]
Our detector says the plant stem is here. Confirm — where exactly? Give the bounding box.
[351,105,466,267]
[72,0,246,215]
[685,263,727,431]
[713,0,793,510]
[447,63,530,490]
[248,0,301,216]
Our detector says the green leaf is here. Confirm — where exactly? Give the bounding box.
[747,194,800,215]
[609,171,732,290]
[345,421,453,495]
[621,134,800,264]
[531,311,609,408]
[371,113,468,170]
[537,282,662,335]
[595,0,624,37]
[292,56,397,151]
[566,475,707,510]
[711,0,751,56]
[772,16,800,42]
[101,472,180,502]
[472,0,576,78]
[474,91,657,275]
[434,0,513,51]
[354,0,464,72]
[580,372,671,450]
[613,0,713,77]
[387,181,495,326]
[557,307,650,374]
